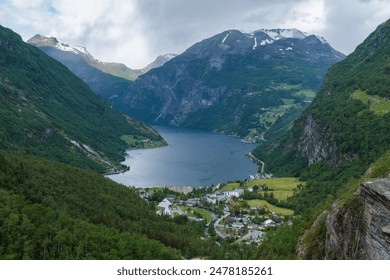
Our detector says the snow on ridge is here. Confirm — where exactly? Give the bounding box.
[260,39,274,46]
[73,46,89,55]
[315,35,328,45]
[247,28,311,41]
[55,41,90,55]
[252,37,258,50]
[222,32,230,44]
[164,54,176,60]
[260,28,307,40]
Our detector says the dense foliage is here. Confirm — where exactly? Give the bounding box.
[0,150,234,259]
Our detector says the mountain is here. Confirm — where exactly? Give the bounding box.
[141,53,177,73]
[253,21,390,176]
[255,20,390,259]
[0,25,163,173]
[28,35,176,103]
[28,35,141,80]
[117,28,345,141]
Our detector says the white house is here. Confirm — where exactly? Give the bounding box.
[223,189,244,198]
[263,219,276,227]
[157,198,172,216]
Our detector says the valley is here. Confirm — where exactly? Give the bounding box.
[1,12,390,262]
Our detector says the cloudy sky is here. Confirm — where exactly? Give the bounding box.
[1,0,390,68]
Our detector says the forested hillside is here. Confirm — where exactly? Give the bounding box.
[0,25,162,173]
[254,19,390,259]
[0,150,255,259]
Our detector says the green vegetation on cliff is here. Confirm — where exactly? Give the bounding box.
[254,19,390,259]
[0,25,162,172]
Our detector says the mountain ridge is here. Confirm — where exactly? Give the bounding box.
[28,34,176,80]
[117,28,344,141]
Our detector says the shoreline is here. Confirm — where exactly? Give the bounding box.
[246,152,265,174]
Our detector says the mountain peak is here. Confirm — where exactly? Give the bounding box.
[141,53,177,73]
[253,28,307,40]
[28,34,90,56]
[246,28,329,47]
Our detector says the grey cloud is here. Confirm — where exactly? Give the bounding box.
[0,0,389,67]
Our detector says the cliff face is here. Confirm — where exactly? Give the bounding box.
[325,177,390,259]
[296,114,338,165]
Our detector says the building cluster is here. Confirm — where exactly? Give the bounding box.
[141,185,288,244]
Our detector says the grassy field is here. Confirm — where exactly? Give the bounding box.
[266,191,295,201]
[180,207,212,222]
[121,135,164,149]
[351,90,390,116]
[221,178,302,211]
[221,177,304,192]
[247,177,304,190]
[247,199,294,216]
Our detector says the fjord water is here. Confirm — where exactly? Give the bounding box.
[107,126,258,187]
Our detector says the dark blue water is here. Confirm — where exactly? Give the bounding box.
[106,126,258,187]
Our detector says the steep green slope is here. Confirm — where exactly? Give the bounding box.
[254,19,390,259]
[0,150,210,259]
[0,25,162,172]
[253,19,390,176]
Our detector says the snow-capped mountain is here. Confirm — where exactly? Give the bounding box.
[119,28,345,141]
[28,35,177,79]
[28,34,141,80]
[244,28,329,48]
[27,34,178,105]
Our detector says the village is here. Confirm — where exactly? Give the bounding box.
[138,176,303,245]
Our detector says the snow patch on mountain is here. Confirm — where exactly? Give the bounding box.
[315,35,328,45]
[253,37,258,50]
[260,38,273,46]
[55,41,90,56]
[259,28,307,40]
[163,54,177,60]
[222,32,230,44]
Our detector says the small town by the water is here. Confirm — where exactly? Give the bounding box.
[138,175,304,246]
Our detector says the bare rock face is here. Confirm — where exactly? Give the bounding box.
[324,200,365,259]
[325,178,390,259]
[297,114,338,165]
[357,179,390,259]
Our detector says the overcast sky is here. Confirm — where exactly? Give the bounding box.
[1,0,390,68]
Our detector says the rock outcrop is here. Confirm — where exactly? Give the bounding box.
[296,114,339,165]
[325,178,390,259]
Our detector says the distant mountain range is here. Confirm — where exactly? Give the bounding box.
[116,28,345,141]
[28,35,176,81]
[28,35,175,103]
[28,29,344,142]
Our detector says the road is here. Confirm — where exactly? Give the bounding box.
[214,211,230,239]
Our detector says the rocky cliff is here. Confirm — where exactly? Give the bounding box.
[296,114,338,165]
[325,177,390,259]
[297,176,390,260]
